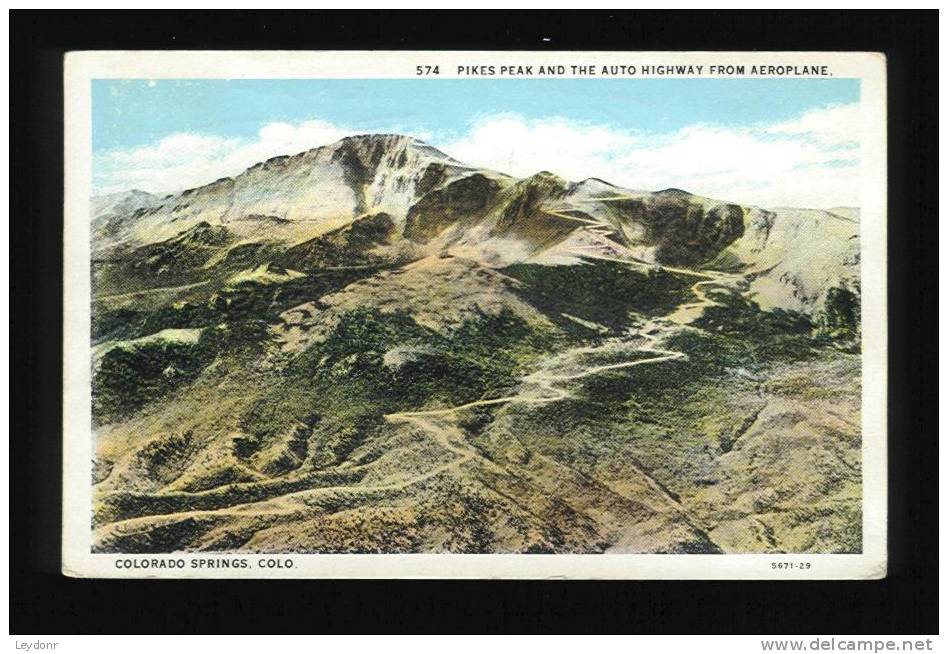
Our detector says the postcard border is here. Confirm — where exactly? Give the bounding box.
[62,50,887,580]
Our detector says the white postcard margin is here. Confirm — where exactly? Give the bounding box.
[62,51,887,579]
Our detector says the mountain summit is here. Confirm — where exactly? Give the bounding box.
[89,134,863,555]
[94,133,761,265]
[93,133,856,314]
[94,134,478,250]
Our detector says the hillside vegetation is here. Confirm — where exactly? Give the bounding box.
[90,135,862,554]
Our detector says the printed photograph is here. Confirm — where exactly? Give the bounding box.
[89,77,863,555]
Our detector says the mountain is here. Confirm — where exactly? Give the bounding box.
[92,135,481,253]
[89,134,862,555]
[92,188,162,218]
[93,135,853,319]
[709,207,860,316]
[91,189,163,244]
[92,134,769,266]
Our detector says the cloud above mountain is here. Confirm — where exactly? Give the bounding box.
[94,103,860,209]
[94,119,351,196]
[442,103,861,209]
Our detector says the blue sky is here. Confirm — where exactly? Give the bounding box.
[94,78,859,151]
[92,78,862,208]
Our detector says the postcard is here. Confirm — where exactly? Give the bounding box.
[62,51,886,578]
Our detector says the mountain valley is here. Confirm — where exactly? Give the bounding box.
[90,134,862,554]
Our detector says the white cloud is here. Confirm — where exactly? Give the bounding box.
[765,102,861,147]
[439,114,641,184]
[95,104,861,209]
[440,104,861,209]
[94,119,351,195]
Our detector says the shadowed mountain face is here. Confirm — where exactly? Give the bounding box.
[93,135,480,254]
[92,134,764,269]
[90,135,862,555]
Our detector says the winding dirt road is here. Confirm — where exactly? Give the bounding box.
[94,279,213,301]
[383,227,742,486]
[98,220,744,540]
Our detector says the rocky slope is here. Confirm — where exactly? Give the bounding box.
[710,207,860,316]
[93,134,857,321]
[89,134,863,554]
[93,135,482,254]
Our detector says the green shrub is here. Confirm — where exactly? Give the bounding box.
[817,286,861,339]
[503,260,695,332]
[93,337,217,423]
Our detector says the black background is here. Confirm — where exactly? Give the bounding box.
[10,10,938,634]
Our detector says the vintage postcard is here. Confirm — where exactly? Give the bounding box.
[62,51,887,579]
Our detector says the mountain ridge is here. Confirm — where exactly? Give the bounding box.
[89,133,863,554]
[92,133,859,317]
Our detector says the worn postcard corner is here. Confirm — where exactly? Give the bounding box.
[62,50,887,580]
